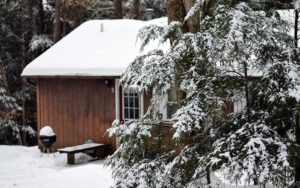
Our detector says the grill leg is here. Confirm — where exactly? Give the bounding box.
[51,147,56,157]
[40,147,46,157]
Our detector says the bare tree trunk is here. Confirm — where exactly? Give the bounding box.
[294,9,300,184]
[201,0,215,19]
[0,64,11,96]
[114,0,122,19]
[243,61,259,185]
[18,1,28,146]
[37,0,45,33]
[167,0,188,108]
[167,0,189,37]
[73,5,80,28]
[295,113,300,182]
[295,9,299,48]
[21,32,27,146]
[62,2,67,37]
[243,61,250,119]
[27,0,37,36]
[131,0,140,19]
[53,0,62,42]
[206,168,211,185]
[167,1,216,185]
[183,0,200,33]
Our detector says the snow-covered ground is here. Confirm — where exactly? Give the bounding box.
[0,145,277,188]
[0,145,113,188]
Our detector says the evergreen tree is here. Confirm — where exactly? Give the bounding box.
[106,0,300,187]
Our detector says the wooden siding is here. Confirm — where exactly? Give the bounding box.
[143,92,152,115]
[37,78,116,151]
[223,101,234,117]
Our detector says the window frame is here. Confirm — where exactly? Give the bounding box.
[159,89,178,121]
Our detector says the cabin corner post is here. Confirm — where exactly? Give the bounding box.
[115,79,120,148]
[36,78,41,150]
[140,92,144,117]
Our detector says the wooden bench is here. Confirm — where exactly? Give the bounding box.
[58,143,110,165]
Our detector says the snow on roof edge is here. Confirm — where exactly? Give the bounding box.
[21,68,125,78]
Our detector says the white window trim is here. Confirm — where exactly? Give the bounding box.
[115,79,120,121]
[156,89,179,122]
[122,88,144,120]
[234,97,247,113]
[158,94,176,122]
[159,94,168,121]
[115,79,120,149]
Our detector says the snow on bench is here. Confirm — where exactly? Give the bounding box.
[58,143,110,165]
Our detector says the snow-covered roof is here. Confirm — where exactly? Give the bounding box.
[22,10,295,78]
[22,18,168,77]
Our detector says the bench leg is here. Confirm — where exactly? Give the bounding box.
[94,148,103,158]
[67,153,75,165]
[106,145,112,155]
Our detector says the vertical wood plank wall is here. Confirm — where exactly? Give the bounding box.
[37,78,116,151]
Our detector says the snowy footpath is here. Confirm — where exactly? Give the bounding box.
[0,145,277,188]
[0,145,113,188]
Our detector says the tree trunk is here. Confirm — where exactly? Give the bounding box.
[295,9,299,48]
[73,5,80,28]
[243,61,258,185]
[18,1,28,146]
[53,0,62,42]
[243,61,250,120]
[294,8,300,184]
[206,168,211,185]
[37,0,45,33]
[114,0,122,19]
[183,0,200,33]
[167,0,188,107]
[131,0,140,19]
[27,0,37,36]
[167,2,214,185]
[62,2,67,37]
[21,32,27,146]
[167,0,189,36]
[295,113,300,182]
[201,0,215,19]
[0,64,11,96]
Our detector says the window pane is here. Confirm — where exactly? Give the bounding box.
[135,98,139,108]
[130,109,134,119]
[129,97,134,107]
[168,88,177,102]
[135,109,139,119]
[125,108,129,119]
[124,88,128,96]
[124,97,128,107]
[167,103,178,119]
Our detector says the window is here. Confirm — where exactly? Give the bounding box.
[158,88,178,121]
[166,88,178,120]
[233,81,254,113]
[123,88,140,119]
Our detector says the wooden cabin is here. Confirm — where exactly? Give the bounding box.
[21,19,168,151]
[21,18,259,153]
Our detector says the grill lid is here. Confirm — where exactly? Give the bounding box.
[39,125,55,136]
